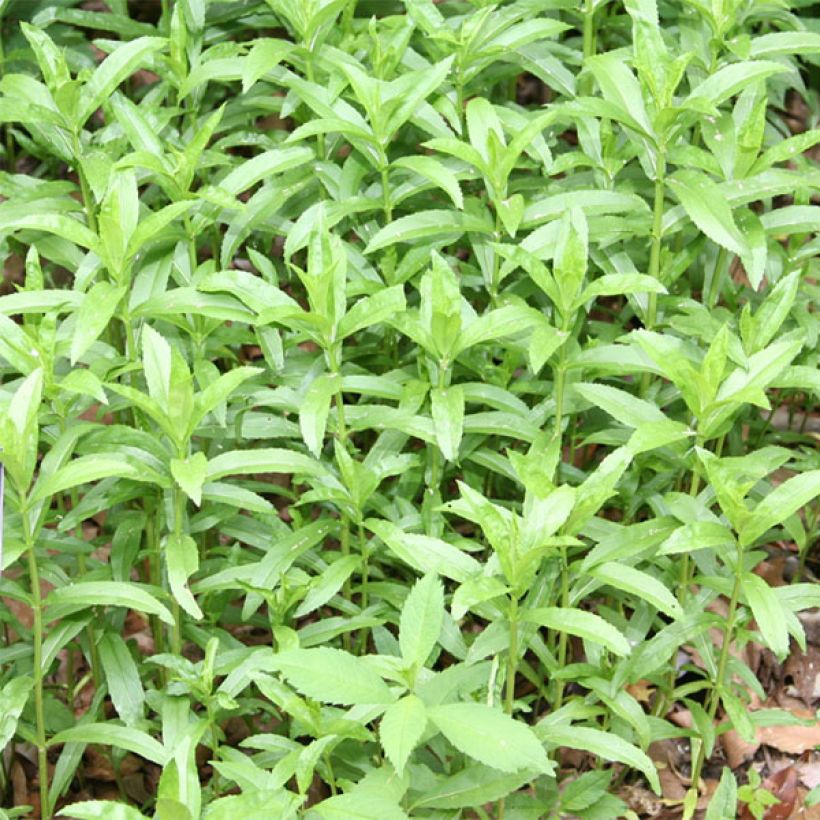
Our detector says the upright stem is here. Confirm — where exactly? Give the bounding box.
[706,247,728,309]
[380,165,392,224]
[678,439,703,608]
[645,151,667,331]
[505,596,519,714]
[305,54,325,160]
[22,505,50,820]
[689,543,743,790]
[552,315,571,450]
[580,0,597,96]
[554,543,570,709]
[171,486,186,655]
[72,134,97,234]
[342,0,356,39]
[490,208,502,305]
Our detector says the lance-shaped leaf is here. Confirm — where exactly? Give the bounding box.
[365,210,492,253]
[166,533,202,620]
[271,647,394,705]
[77,37,166,126]
[739,470,820,547]
[429,703,553,774]
[399,573,444,670]
[46,581,174,625]
[588,562,683,619]
[299,373,341,458]
[667,170,746,256]
[380,695,427,776]
[431,385,464,462]
[522,607,631,657]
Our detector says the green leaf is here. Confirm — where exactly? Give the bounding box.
[271,647,394,705]
[739,470,820,547]
[310,792,408,820]
[455,306,538,355]
[705,768,737,820]
[190,366,261,435]
[428,703,553,774]
[585,52,653,137]
[126,201,194,260]
[380,694,427,775]
[399,574,444,670]
[365,519,481,583]
[337,286,406,339]
[170,453,208,507]
[206,448,323,481]
[0,212,99,252]
[166,533,202,620]
[30,456,140,502]
[98,634,144,727]
[522,607,631,657]
[77,37,165,125]
[50,724,168,766]
[70,282,125,364]
[364,210,491,253]
[430,385,464,462]
[573,382,667,427]
[393,156,463,209]
[0,677,33,750]
[742,573,790,660]
[46,582,174,626]
[411,765,533,810]
[667,170,746,256]
[299,373,340,458]
[685,61,789,108]
[58,802,149,820]
[588,562,683,619]
[540,724,659,794]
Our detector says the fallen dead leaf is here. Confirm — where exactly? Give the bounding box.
[760,766,798,820]
[759,716,820,756]
[723,726,762,769]
[627,679,656,704]
[782,646,820,708]
[795,758,820,790]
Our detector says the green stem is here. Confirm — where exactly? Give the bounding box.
[689,544,743,791]
[22,505,50,820]
[305,54,325,160]
[505,596,519,714]
[552,316,571,451]
[342,0,356,39]
[380,164,392,224]
[72,134,97,234]
[645,151,667,331]
[146,502,166,680]
[184,216,198,276]
[553,544,570,709]
[706,246,728,309]
[655,441,703,717]
[171,486,186,655]
[490,207,502,304]
[580,0,596,95]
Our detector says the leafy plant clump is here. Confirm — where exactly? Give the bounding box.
[0,0,818,817]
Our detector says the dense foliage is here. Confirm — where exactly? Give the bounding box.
[0,0,818,817]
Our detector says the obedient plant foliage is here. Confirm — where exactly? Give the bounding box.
[0,0,818,817]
